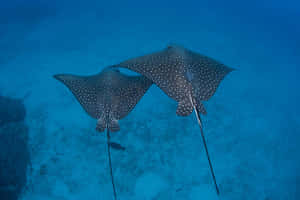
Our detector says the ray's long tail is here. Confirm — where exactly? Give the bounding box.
[194,107,220,195]
[106,129,118,200]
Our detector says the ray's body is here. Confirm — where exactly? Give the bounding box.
[114,45,234,195]
[54,68,152,200]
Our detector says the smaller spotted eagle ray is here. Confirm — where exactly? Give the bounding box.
[114,45,234,195]
[54,68,152,200]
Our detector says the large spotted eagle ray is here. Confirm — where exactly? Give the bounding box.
[113,45,234,195]
[54,68,152,200]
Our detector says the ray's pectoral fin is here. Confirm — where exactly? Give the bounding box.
[108,118,120,132]
[53,74,99,119]
[96,118,106,132]
[176,98,194,116]
[96,117,120,132]
[195,100,207,115]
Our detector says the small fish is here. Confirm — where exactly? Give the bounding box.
[109,142,126,151]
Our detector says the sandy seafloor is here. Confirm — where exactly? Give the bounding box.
[0,1,300,199]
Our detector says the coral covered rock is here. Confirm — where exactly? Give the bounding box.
[0,96,26,127]
[0,96,30,200]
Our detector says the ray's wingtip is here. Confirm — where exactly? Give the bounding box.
[224,65,236,74]
[53,74,71,82]
[53,74,62,80]
[229,67,236,72]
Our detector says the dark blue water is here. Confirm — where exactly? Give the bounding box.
[0,0,299,199]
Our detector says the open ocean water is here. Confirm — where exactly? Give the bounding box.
[0,0,299,199]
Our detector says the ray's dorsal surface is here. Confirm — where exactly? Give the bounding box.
[114,45,234,116]
[54,68,152,132]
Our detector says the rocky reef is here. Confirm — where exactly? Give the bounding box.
[0,95,30,200]
[0,96,26,127]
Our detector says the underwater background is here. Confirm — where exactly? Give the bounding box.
[0,0,299,199]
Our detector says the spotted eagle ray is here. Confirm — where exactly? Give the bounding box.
[113,45,234,195]
[54,68,152,200]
